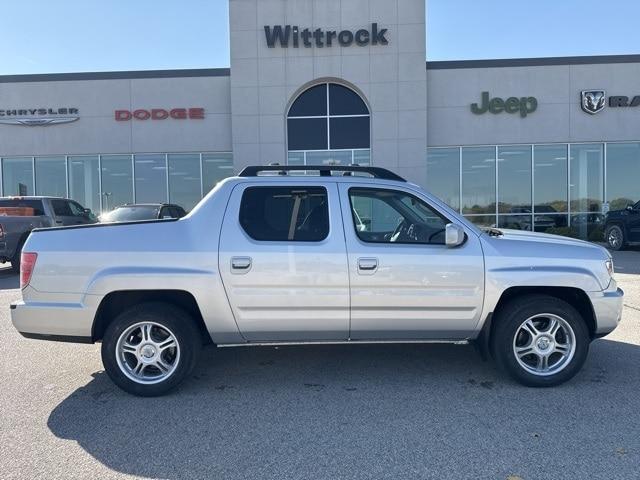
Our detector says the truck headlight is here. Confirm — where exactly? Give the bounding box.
[605,259,614,277]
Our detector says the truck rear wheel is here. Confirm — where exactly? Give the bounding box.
[101,302,201,396]
[491,295,590,387]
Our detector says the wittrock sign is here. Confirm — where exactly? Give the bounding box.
[264,23,388,48]
[471,92,538,118]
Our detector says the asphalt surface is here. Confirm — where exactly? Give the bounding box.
[1,250,639,480]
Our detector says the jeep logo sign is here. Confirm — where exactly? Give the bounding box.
[471,92,538,118]
[264,23,388,48]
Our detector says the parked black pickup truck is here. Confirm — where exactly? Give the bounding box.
[0,197,96,271]
[605,200,640,250]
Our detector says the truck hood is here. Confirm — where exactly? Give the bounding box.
[491,228,606,251]
[480,228,613,291]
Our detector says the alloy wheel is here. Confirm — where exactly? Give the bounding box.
[115,321,181,384]
[512,314,576,376]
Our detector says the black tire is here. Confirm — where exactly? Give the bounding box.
[10,256,20,273]
[490,295,590,387]
[10,237,27,273]
[605,224,625,251]
[101,302,201,397]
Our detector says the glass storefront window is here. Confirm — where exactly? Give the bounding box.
[101,155,133,211]
[570,143,603,213]
[35,156,67,197]
[134,154,167,204]
[68,156,100,214]
[168,154,201,211]
[202,153,233,194]
[2,157,33,196]
[534,144,568,213]
[426,148,460,211]
[353,149,371,166]
[305,150,353,165]
[464,215,496,228]
[498,145,531,214]
[570,144,604,240]
[462,146,495,215]
[606,142,640,210]
[287,82,370,167]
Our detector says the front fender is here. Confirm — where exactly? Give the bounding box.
[478,265,604,333]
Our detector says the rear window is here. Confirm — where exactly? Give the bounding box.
[239,186,329,242]
[0,199,45,216]
[102,206,160,222]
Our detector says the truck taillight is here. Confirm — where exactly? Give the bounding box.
[20,252,37,289]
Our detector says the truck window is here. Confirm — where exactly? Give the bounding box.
[349,188,448,245]
[0,199,45,216]
[51,199,73,216]
[239,186,329,242]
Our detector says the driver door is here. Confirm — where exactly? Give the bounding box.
[338,183,485,340]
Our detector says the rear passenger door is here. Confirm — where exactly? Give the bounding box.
[218,182,349,342]
[50,199,90,225]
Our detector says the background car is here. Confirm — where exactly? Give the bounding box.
[99,203,186,223]
[0,196,96,271]
[605,200,640,250]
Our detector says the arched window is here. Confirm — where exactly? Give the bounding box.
[287,83,370,166]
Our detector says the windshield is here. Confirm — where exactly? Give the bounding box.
[101,206,159,222]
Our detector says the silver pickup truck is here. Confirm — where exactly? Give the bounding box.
[10,166,623,396]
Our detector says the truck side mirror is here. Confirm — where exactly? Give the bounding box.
[445,223,466,248]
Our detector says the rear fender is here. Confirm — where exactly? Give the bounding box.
[85,266,244,344]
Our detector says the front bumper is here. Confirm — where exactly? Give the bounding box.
[10,299,95,343]
[588,281,624,336]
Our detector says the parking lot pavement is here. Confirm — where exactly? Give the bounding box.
[1,252,640,480]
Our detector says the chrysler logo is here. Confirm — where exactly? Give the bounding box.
[581,90,606,115]
[0,107,79,126]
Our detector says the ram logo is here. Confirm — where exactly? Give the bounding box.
[581,90,606,114]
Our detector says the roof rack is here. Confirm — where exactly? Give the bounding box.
[238,165,406,182]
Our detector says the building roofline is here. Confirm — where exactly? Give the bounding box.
[1,54,639,81]
[0,68,231,83]
[427,54,640,70]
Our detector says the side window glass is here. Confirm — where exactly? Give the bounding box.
[51,199,72,216]
[240,186,329,241]
[160,207,170,218]
[68,201,86,216]
[349,188,448,245]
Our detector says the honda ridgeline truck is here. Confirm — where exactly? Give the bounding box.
[10,166,623,396]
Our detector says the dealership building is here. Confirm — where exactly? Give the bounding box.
[0,0,639,238]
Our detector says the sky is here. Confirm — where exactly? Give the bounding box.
[2,0,640,75]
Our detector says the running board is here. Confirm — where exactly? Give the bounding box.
[218,339,470,348]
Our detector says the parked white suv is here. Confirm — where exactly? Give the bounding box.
[11,166,623,396]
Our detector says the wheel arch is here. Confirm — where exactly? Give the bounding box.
[490,286,596,339]
[92,290,212,345]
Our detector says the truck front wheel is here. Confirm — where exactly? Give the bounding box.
[491,295,590,387]
[101,302,201,396]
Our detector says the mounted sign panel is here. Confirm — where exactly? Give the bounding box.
[471,92,537,118]
[0,107,79,126]
[264,23,388,48]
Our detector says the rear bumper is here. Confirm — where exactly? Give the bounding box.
[10,299,95,343]
[588,283,624,336]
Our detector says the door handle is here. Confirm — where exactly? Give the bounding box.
[358,257,378,272]
[231,256,252,272]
